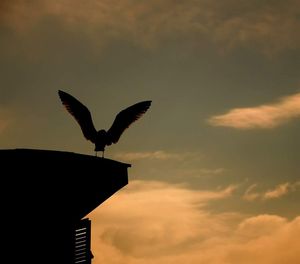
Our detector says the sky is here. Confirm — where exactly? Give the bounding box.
[1,0,300,263]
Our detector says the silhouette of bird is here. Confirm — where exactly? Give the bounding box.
[58,90,151,157]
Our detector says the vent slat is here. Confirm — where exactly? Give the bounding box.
[75,237,87,242]
[73,219,92,264]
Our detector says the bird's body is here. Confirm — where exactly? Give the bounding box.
[58,90,151,157]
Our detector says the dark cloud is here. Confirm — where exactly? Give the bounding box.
[1,0,300,55]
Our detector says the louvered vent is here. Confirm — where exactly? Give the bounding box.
[74,219,93,264]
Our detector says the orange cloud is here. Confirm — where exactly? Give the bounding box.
[263,182,291,200]
[243,184,260,201]
[209,92,300,129]
[243,182,299,201]
[1,0,300,54]
[237,214,287,238]
[88,180,300,264]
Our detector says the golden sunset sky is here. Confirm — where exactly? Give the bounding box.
[1,1,300,263]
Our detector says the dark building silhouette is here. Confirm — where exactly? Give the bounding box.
[1,148,130,264]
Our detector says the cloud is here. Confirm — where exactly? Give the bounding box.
[263,182,291,200]
[210,0,300,56]
[88,180,300,264]
[209,92,300,129]
[114,150,198,161]
[88,180,238,262]
[198,168,225,176]
[114,150,184,161]
[243,181,300,201]
[171,167,226,180]
[237,214,287,238]
[1,0,300,54]
[243,184,260,201]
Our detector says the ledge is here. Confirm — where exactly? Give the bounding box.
[1,148,130,221]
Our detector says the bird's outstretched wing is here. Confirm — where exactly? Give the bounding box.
[106,101,152,145]
[58,90,97,143]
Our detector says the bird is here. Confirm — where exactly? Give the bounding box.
[58,90,151,157]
